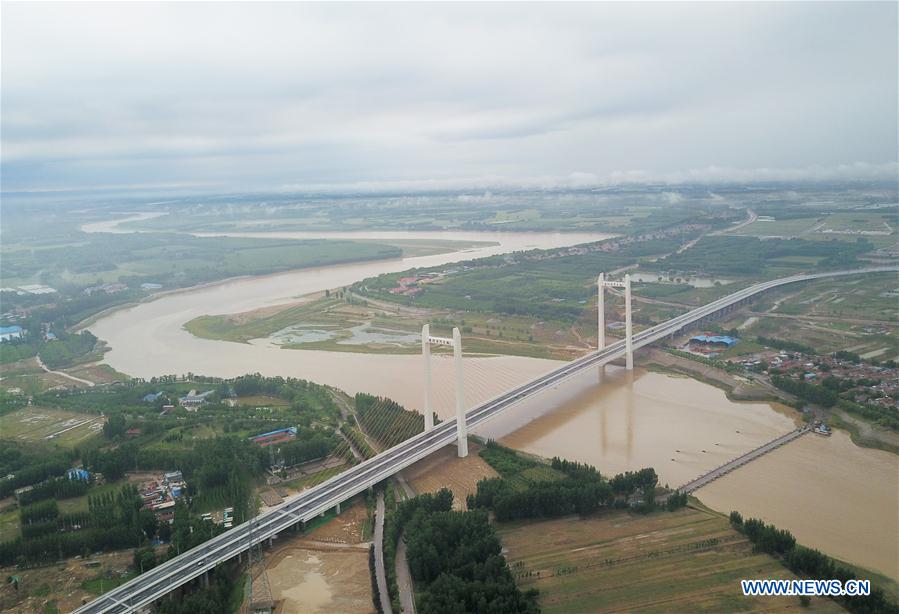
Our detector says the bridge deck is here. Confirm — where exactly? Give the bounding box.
[72,265,897,614]
[678,427,811,493]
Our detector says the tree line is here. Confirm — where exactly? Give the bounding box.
[386,489,540,613]
[771,375,839,407]
[355,393,436,449]
[468,446,663,521]
[730,512,897,613]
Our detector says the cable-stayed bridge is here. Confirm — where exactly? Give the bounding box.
[74,266,896,613]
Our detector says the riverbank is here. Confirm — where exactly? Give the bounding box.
[642,348,899,455]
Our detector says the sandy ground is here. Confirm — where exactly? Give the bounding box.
[0,549,135,613]
[252,499,374,614]
[404,442,499,510]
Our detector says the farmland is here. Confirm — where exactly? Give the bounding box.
[718,272,899,362]
[0,407,104,447]
[498,505,845,613]
[733,210,896,248]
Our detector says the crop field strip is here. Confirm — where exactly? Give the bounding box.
[498,506,844,613]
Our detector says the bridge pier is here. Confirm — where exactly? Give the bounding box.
[335,502,341,515]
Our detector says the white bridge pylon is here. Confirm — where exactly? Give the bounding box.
[421,324,468,457]
[598,272,634,370]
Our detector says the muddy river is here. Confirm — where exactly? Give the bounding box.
[84,227,609,410]
[83,221,897,580]
[479,366,898,580]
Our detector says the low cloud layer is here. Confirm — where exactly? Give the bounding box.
[2,3,896,192]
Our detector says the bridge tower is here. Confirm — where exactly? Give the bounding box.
[421,324,435,431]
[597,273,634,370]
[421,325,468,457]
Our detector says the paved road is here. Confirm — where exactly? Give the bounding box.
[374,492,393,614]
[36,355,96,387]
[711,208,758,235]
[72,265,897,614]
[679,427,811,493]
[395,534,416,614]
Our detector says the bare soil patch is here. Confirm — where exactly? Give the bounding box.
[404,442,499,510]
[0,550,134,614]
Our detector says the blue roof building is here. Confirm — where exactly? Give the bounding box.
[0,325,24,342]
[67,468,90,481]
[690,334,738,347]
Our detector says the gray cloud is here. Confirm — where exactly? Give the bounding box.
[1,2,896,192]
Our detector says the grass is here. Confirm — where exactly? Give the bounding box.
[733,217,822,237]
[57,478,128,514]
[1,233,405,288]
[0,406,103,448]
[498,505,845,613]
[278,465,346,491]
[235,395,290,407]
[64,364,130,384]
[81,571,138,596]
[725,273,899,361]
[185,289,581,359]
[0,507,20,542]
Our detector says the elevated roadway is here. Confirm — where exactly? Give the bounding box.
[74,266,897,613]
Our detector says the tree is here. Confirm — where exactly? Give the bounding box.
[103,413,127,439]
[140,508,159,540]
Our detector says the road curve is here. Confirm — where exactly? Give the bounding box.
[73,265,897,614]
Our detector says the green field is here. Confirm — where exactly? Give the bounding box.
[235,395,291,407]
[107,194,701,235]
[734,217,822,237]
[0,407,103,447]
[185,291,580,359]
[720,272,899,361]
[498,506,845,613]
[0,233,403,288]
[733,210,897,248]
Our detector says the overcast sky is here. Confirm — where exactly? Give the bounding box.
[2,2,897,192]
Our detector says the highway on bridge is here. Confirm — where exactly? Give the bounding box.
[74,266,896,613]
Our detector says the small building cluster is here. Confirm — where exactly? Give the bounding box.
[0,325,25,342]
[387,273,441,296]
[66,468,90,481]
[250,427,297,448]
[139,471,187,523]
[687,334,738,357]
[0,284,57,296]
[201,506,234,529]
[82,282,127,296]
[179,389,215,409]
[737,349,899,409]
